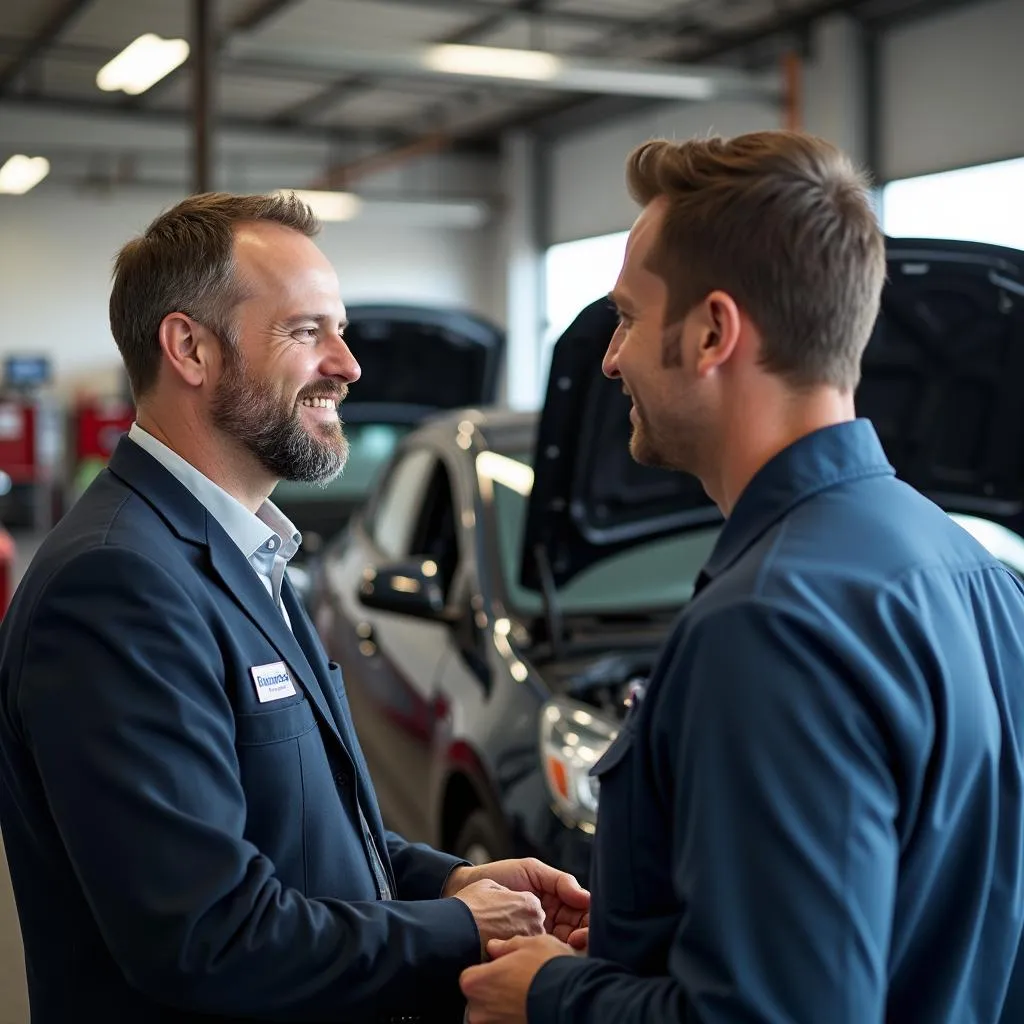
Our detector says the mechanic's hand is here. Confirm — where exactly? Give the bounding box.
[452,878,545,959]
[566,921,588,953]
[460,935,576,1023]
[445,858,590,944]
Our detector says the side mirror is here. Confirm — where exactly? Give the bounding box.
[358,559,445,620]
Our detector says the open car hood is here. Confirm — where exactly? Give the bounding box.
[341,303,504,425]
[520,237,1024,591]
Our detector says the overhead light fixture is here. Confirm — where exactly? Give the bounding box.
[278,189,363,222]
[0,155,50,195]
[228,38,777,103]
[425,44,562,82]
[97,34,190,95]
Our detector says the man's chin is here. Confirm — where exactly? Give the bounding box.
[628,426,661,468]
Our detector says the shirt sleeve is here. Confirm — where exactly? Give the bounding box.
[528,599,899,1024]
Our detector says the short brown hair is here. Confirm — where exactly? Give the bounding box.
[626,130,885,391]
[109,191,320,399]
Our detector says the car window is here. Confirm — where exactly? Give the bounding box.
[489,463,1024,616]
[368,448,436,560]
[489,459,720,615]
[408,460,460,600]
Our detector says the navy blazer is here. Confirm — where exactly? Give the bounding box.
[0,438,480,1022]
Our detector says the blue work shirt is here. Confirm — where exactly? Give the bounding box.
[530,419,1024,1023]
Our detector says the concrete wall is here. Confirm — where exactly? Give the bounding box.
[0,186,501,396]
[880,0,1024,181]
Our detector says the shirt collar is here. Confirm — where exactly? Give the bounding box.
[701,418,894,582]
[127,424,301,564]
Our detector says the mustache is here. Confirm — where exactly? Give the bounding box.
[297,383,348,404]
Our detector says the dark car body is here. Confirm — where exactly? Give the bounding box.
[308,237,1024,878]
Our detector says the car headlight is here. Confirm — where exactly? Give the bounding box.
[539,698,619,829]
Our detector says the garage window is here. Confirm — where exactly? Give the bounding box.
[543,231,629,384]
[882,156,1024,249]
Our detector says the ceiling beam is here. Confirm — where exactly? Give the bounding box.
[0,91,407,146]
[269,0,531,129]
[0,0,95,96]
[360,0,653,31]
[863,0,991,29]
[516,0,877,140]
[231,0,301,34]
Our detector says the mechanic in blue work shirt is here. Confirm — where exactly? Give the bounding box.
[460,130,1024,1023]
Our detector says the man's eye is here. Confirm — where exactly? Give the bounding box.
[295,327,318,340]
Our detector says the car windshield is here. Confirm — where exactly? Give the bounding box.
[484,453,1024,619]
[486,450,721,618]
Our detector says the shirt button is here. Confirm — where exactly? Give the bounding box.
[266,538,277,551]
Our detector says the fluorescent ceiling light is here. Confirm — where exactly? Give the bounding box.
[281,189,363,222]
[0,155,50,195]
[425,44,561,82]
[97,34,190,95]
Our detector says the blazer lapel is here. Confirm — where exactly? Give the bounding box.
[282,581,395,870]
[281,580,354,742]
[205,530,347,753]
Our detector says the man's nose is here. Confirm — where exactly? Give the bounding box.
[602,338,622,380]
[323,334,361,384]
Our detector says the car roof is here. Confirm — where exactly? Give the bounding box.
[412,407,538,452]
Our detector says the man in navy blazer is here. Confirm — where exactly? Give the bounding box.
[0,192,588,1023]
[461,134,1024,1022]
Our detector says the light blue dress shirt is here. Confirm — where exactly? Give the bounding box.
[128,423,301,628]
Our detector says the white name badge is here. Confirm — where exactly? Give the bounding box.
[250,661,297,703]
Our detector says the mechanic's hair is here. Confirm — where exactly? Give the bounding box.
[109,191,320,400]
[626,131,885,392]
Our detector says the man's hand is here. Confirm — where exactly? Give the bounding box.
[444,858,590,944]
[451,879,545,959]
[566,922,588,953]
[460,935,576,1024]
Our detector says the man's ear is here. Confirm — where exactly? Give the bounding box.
[157,313,212,388]
[693,290,742,378]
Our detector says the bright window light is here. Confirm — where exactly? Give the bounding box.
[882,157,1024,250]
[97,34,190,95]
[279,189,363,222]
[0,155,50,195]
[476,451,535,497]
[425,44,562,82]
[544,229,628,341]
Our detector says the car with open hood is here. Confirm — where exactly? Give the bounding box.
[272,302,504,568]
[306,236,1024,877]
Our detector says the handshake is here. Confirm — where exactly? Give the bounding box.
[443,858,590,958]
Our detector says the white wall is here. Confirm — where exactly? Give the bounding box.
[880,0,1024,182]
[0,186,501,396]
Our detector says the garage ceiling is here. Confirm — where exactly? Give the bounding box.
[0,0,992,195]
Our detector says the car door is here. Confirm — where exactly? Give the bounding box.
[338,448,464,843]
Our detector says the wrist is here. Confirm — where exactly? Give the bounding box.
[442,864,477,897]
